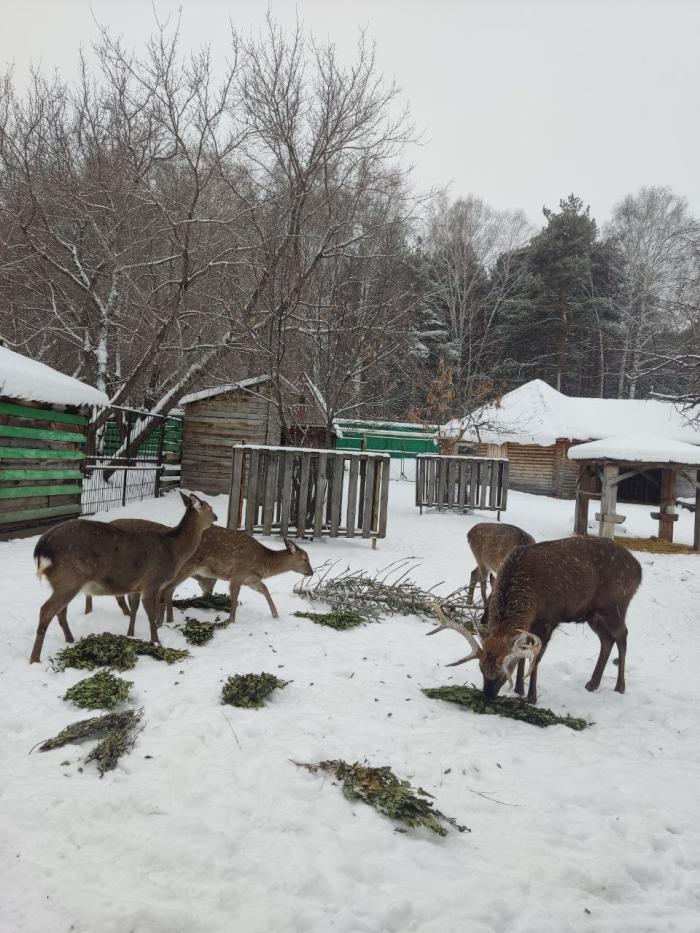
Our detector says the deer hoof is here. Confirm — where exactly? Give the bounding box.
[585,680,598,692]
[614,684,625,694]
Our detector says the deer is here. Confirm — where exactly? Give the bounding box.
[30,492,217,663]
[428,536,642,704]
[466,522,535,604]
[98,523,314,627]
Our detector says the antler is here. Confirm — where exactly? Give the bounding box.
[426,602,483,667]
[501,630,542,686]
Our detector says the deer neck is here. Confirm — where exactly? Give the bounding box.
[167,508,207,565]
[259,545,293,579]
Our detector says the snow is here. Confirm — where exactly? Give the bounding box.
[179,375,274,406]
[569,432,700,465]
[0,346,109,409]
[2,482,700,932]
[443,379,700,447]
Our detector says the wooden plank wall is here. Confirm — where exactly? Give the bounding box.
[0,398,87,538]
[181,388,281,495]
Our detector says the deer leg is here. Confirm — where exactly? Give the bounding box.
[156,586,175,628]
[195,575,216,597]
[585,614,616,692]
[57,606,74,643]
[84,595,93,615]
[251,580,279,619]
[514,659,525,696]
[126,593,141,636]
[141,589,161,645]
[467,568,479,605]
[116,596,130,617]
[526,626,553,704]
[601,611,628,694]
[479,565,488,604]
[228,581,241,624]
[31,587,79,663]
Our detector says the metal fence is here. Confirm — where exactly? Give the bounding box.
[415,454,509,514]
[81,408,183,515]
[228,444,391,541]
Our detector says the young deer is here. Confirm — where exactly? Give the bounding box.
[124,526,314,626]
[466,522,535,604]
[428,536,642,704]
[31,493,217,662]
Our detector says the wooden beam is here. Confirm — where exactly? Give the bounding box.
[0,424,85,444]
[0,503,81,526]
[574,464,595,536]
[598,463,622,539]
[695,470,700,551]
[657,469,676,543]
[0,446,84,460]
[0,401,87,425]
[0,484,82,500]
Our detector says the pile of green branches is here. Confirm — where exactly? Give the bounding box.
[221,673,289,709]
[64,671,133,710]
[172,593,231,612]
[294,560,480,629]
[38,709,143,776]
[294,759,468,837]
[293,609,366,630]
[180,615,231,646]
[51,633,189,672]
[422,686,589,730]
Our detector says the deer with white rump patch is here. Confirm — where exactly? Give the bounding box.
[466,522,535,604]
[31,493,217,662]
[429,536,641,704]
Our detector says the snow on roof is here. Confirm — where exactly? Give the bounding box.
[443,379,700,446]
[0,346,109,409]
[568,433,700,465]
[179,375,273,406]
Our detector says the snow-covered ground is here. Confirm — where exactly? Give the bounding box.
[1,483,699,933]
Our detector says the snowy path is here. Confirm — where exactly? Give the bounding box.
[1,484,699,933]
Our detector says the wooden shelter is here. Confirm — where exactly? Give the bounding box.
[0,346,108,538]
[442,380,700,500]
[569,433,700,548]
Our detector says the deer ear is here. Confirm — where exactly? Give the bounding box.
[179,491,190,507]
[489,573,496,587]
[189,494,203,512]
[284,538,298,553]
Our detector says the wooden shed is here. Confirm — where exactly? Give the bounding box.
[0,346,109,538]
[442,380,700,501]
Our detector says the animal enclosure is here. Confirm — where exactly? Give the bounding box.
[415,454,509,514]
[227,445,391,541]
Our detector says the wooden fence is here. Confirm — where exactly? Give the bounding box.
[227,445,391,541]
[0,400,87,537]
[415,454,509,514]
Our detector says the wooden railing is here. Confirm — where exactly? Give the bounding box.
[415,454,509,514]
[227,445,391,541]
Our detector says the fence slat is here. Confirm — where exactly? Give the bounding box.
[480,460,490,509]
[0,447,84,460]
[436,459,447,510]
[0,484,82,500]
[361,457,376,537]
[279,452,294,537]
[0,401,87,425]
[0,504,82,526]
[500,461,509,511]
[245,449,260,532]
[378,458,391,537]
[0,469,82,481]
[446,459,456,509]
[0,424,85,443]
[457,461,469,511]
[489,458,500,508]
[262,450,278,535]
[469,461,479,508]
[297,453,311,538]
[346,457,360,537]
[313,453,328,538]
[330,453,344,536]
[227,447,244,529]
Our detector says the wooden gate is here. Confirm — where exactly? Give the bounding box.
[415,454,509,513]
[227,445,391,540]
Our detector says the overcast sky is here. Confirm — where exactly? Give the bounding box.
[3,0,698,227]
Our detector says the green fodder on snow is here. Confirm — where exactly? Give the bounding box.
[293,609,366,630]
[180,615,231,645]
[294,760,469,837]
[221,672,289,708]
[64,671,133,710]
[38,709,143,776]
[51,633,189,672]
[422,686,589,730]
[172,593,231,611]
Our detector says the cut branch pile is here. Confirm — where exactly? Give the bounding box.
[63,671,133,710]
[172,594,232,612]
[179,615,231,646]
[294,560,481,629]
[38,709,143,776]
[221,673,290,709]
[293,609,366,630]
[51,633,189,671]
[293,759,469,836]
[422,686,589,730]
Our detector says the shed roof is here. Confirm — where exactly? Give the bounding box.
[179,375,274,406]
[0,346,109,409]
[568,432,700,466]
[443,379,700,446]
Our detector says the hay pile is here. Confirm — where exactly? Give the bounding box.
[294,759,468,836]
[422,685,589,730]
[617,537,697,555]
[64,671,133,710]
[221,673,289,708]
[39,709,143,776]
[293,609,366,630]
[52,633,189,671]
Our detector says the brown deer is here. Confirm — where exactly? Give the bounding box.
[106,524,314,626]
[428,536,642,704]
[31,493,217,662]
[466,522,535,604]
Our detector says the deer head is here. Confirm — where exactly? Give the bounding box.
[283,538,314,576]
[427,602,541,698]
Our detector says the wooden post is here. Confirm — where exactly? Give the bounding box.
[656,468,677,543]
[695,469,700,551]
[574,464,596,537]
[596,463,620,539]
